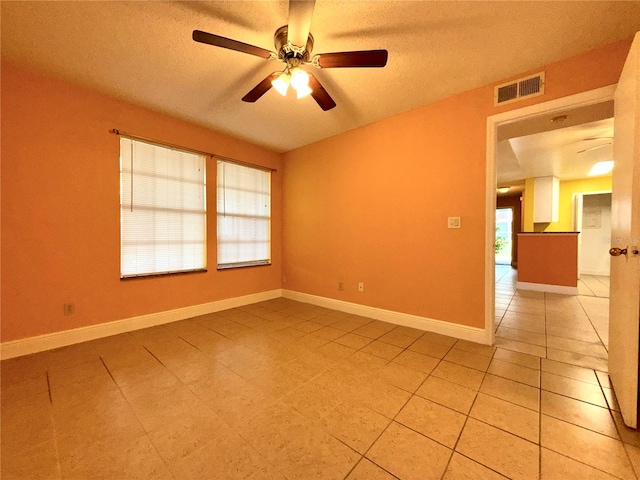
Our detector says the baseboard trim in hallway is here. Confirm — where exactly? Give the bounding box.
[516,281,579,296]
[282,289,486,345]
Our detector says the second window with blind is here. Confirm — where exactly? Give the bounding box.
[217,161,271,269]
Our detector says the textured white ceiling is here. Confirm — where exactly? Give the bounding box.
[498,117,614,184]
[2,1,640,152]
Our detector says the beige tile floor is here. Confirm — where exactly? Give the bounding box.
[2,295,639,479]
[578,275,610,298]
[495,266,611,365]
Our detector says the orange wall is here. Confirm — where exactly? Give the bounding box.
[1,61,282,342]
[282,39,631,329]
[1,37,632,342]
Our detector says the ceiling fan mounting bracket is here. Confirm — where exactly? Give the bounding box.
[274,25,314,62]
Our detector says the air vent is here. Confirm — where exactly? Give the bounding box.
[494,72,545,106]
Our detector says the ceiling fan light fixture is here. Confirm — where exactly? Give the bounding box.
[290,68,309,90]
[295,83,313,99]
[272,73,290,96]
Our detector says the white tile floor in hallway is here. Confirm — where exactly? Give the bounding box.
[495,266,611,366]
[2,296,640,479]
[579,274,610,298]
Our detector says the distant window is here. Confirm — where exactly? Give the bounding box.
[217,161,271,269]
[119,137,206,278]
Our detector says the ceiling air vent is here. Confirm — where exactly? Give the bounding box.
[494,72,545,106]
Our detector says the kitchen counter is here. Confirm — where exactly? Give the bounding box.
[516,232,579,295]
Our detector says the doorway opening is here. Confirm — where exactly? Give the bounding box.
[575,191,612,298]
[484,85,616,347]
[495,207,514,265]
[491,101,613,369]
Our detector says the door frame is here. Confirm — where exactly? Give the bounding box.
[484,84,617,345]
[495,206,515,266]
[573,190,612,277]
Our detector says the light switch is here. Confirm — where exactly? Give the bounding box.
[448,217,461,228]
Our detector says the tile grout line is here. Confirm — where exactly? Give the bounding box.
[609,407,640,480]
[439,346,523,479]
[255,315,412,480]
[45,369,53,405]
[540,288,546,480]
[575,294,610,354]
[538,358,543,480]
[539,291,632,479]
[100,356,179,480]
[354,338,457,479]
[45,368,64,480]
[500,291,606,373]
[542,447,634,479]
[99,355,244,480]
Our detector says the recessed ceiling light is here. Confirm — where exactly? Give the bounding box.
[589,160,614,176]
[497,187,510,194]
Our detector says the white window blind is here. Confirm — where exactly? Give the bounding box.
[217,161,271,269]
[120,137,207,278]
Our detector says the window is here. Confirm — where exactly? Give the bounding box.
[120,137,206,278]
[217,161,271,269]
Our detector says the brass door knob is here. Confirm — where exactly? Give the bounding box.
[609,247,628,256]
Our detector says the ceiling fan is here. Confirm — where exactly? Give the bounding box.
[192,0,388,111]
[577,136,614,154]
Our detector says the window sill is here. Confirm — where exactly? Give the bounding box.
[120,268,208,280]
[217,262,271,271]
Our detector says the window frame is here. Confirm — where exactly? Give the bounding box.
[119,136,207,279]
[216,160,272,270]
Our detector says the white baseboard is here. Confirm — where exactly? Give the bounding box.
[0,289,283,360]
[1,287,489,359]
[579,270,609,277]
[282,290,487,345]
[516,282,579,295]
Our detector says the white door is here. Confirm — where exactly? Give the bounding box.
[574,194,584,277]
[581,193,612,276]
[609,31,640,428]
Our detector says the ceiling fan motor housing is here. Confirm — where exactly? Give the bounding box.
[274,25,314,62]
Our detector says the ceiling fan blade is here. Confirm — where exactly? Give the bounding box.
[308,74,336,111]
[192,30,273,59]
[287,0,315,46]
[315,50,388,68]
[577,143,612,154]
[242,73,279,103]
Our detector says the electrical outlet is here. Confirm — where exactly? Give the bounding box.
[63,303,75,315]
[338,281,344,291]
[358,282,364,292]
